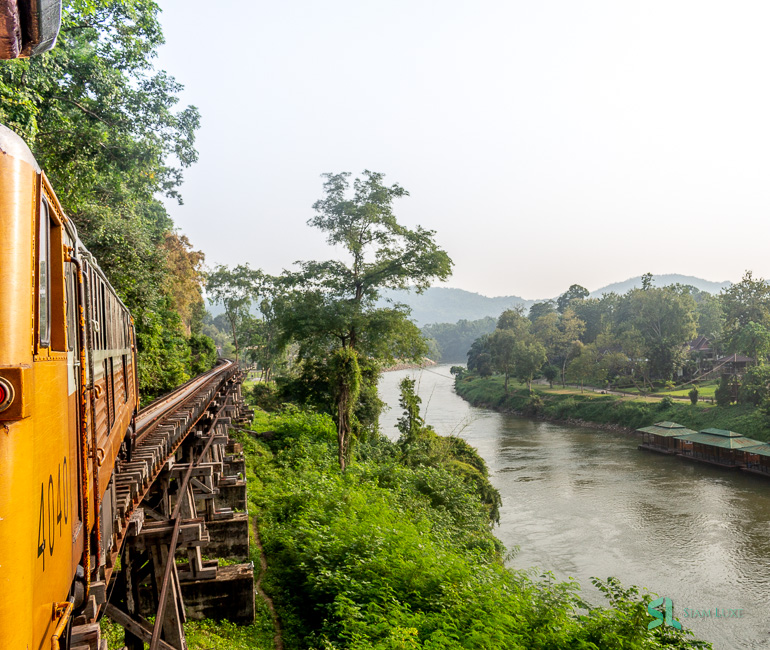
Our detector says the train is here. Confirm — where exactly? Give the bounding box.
[0,123,140,648]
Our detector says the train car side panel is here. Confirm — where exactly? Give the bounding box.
[0,140,38,650]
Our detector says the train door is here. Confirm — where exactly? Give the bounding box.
[64,233,83,537]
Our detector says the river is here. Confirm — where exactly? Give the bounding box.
[378,365,770,649]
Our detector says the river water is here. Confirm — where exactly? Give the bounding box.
[378,365,770,649]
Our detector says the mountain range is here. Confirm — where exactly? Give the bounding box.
[381,274,732,326]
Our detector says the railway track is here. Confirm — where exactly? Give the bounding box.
[71,359,253,650]
[108,359,238,581]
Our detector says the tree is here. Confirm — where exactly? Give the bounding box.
[731,321,770,364]
[543,364,559,388]
[625,286,697,381]
[721,271,770,339]
[163,232,206,335]
[0,0,208,399]
[489,329,517,393]
[566,343,601,391]
[528,300,556,322]
[281,171,452,470]
[206,264,261,364]
[514,340,547,392]
[557,284,589,313]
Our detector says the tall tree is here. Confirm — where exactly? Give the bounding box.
[721,271,770,348]
[626,286,697,380]
[206,264,262,365]
[0,0,207,399]
[557,284,589,313]
[281,171,452,470]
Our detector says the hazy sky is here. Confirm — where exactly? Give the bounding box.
[155,1,769,300]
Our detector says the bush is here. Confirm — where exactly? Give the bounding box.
[250,382,281,412]
[657,395,674,411]
[715,376,733,407]
[688,387,699,405]
[236,406,711,650]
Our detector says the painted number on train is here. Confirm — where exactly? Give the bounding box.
[37,457,70,570]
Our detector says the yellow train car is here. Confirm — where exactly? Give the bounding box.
[0,124,139,649]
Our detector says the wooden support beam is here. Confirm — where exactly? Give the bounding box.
[103,603,178,650]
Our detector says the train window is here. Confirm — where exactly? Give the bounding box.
[65,263,76,351]
[122,354,129,403]
[38,199,51,348]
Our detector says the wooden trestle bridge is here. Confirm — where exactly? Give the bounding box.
[70,360,255,650]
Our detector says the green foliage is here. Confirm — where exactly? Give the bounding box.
[657,396,675,410]
[543,364,559,387]
[250,382,281,412]
[422,317,497,363]
[235,403,711,650]
[738,365,770,406]
[449,365,465,378]
[715,376,733,407]
[0,0,213,398]
[688,387,699,405]
[557,284,589,313]
[455,374,770,442]
[277,171,452,467]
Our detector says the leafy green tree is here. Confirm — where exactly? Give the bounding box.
[625,286,697,381]
[738,365,770,406]
[489,329,517,393]
[396,377,424,443]
[467,334,491,373]
[497,307,530,336]
[715,376,734,407]
[557,284,589,313]
[731,321,770,364]
[721,271,770,345]
[543,364,559,388]
[514,340,547,392]
[206,264,261,364]
[528,300,556,322]
[0,0,210,398]
[280,171,452,469]
[566,342,601,391]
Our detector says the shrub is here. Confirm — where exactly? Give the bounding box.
[715,376,733,407]
[689,387,699,405]
[657,396,674,410]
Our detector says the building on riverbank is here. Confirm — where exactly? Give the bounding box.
[674,428,762,468]
[736,444,770,477]
[637,421,697,454]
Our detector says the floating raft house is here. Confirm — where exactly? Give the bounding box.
[637,421,697,454]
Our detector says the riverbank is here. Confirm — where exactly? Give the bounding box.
[231,397,710,649]
[454,374,770,442]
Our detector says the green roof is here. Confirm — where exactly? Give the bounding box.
[699,428,742,438]
[674,431,762,449]
[637,422,697,437]
[741,444,770,458]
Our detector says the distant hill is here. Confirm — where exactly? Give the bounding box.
[589,274,731,297]
[211,274,732,328]
[378,288,534,327]
[383,275,731,326]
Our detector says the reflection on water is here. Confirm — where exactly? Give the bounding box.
[379,366,770,650]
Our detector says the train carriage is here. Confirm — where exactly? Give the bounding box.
[0,124,139,649]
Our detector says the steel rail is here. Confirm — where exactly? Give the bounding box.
[103,360,236,590]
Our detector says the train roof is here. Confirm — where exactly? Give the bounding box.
[0,123,41,172]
